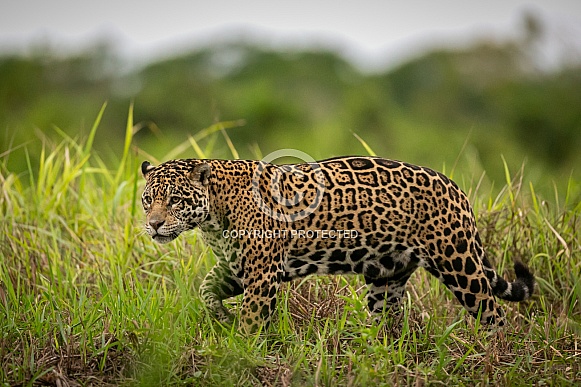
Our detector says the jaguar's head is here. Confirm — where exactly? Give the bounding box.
[141,160,211,244]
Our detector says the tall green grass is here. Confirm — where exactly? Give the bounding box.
[1,108,580,386]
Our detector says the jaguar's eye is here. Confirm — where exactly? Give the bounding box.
[143,195,153,206]
[169,196,181,205]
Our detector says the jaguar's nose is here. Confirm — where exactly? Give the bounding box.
[149,218,165,231]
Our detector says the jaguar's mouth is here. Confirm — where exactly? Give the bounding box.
[151,233,178,244]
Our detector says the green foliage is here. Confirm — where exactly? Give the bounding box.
[1,35,580,196]
[1,116,580,385]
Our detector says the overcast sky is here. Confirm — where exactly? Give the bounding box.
[1,0,580,69]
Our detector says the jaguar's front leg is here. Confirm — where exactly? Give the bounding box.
[239,245,284,334]
[200,259,243,324]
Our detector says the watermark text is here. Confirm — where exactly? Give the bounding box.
[222,229,359,239]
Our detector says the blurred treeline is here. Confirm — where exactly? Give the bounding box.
[1,16,580,195]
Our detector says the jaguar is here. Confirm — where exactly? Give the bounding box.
[140,156,535,333]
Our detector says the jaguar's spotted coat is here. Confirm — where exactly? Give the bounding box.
[141,156,535,333]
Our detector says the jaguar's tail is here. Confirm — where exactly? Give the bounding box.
[483,257,535,302]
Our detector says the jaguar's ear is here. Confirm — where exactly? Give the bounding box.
[190,163,211,186]
[141,161,155,178]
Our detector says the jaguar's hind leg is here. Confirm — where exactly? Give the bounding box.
[421,255,506,325]
[364,267,417,314]
[365,276,390,313]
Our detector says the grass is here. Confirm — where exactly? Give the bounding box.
[1,109,580,386]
